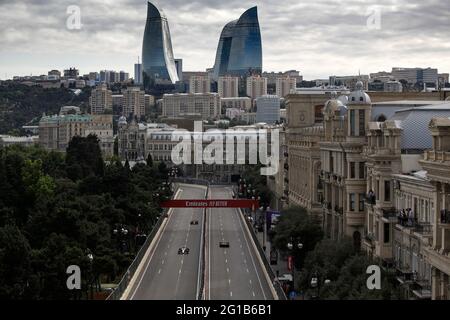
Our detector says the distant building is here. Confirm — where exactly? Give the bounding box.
[384,81,403,93]
[119,71,129,83]
[89,84,112,115]
[225,108,244,119]
[122,87,145,119]
[60,106,81,115]
[134,63,142,85]
[142,2,179,89]
[218,76,239,98]
[237,112,257,124]
[276,77,296,98]
[175,59,183,80]
[63,68,79,79]
[256,95,281,124]
[0,135,39,148]
[392,67,438,85]
[189,75,211,94]
[162,93,221,120]
[212,7,262,80]
[48,70,61,78]
[88,72,99,81]
[438,73,449,86]
[39,114,113,156]
[329,75,369,91]
[220,97,252,112]
[246,76,267,101]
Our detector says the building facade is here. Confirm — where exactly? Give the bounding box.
[256,95,280,124]
[89,84,112,115]
[123,87,146,120]
[189,75,211,94]
[218,76,239,98]
[162,93,221,120]
[39,114,113,157]
[246,76,267,101]
[276,77,296,98]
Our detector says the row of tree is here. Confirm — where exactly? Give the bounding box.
[0,135,171,299]
[272,206,400,299]
[0,82,90,135]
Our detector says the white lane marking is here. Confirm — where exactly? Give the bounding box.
[129,188,181,300]
[227,268,230,273]
[228,279,231,285]
[225,259,228,264]
[249,279,252,284]
[158,269,161,274]
[230,292,233,297]
[247,268,249,273]
[162,260,165,265]
[253,291,256,297]
[164,252,167,256]
[236,206,267,300]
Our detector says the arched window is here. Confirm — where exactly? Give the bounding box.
[376,114,387,122]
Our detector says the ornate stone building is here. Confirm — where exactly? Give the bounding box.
[421,117,450,300]
[320,83,372,242]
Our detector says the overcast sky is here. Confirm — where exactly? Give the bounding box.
[0,0,449,80]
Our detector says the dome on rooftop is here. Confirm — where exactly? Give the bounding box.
[348,81,371,105]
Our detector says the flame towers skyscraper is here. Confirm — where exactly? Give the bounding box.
[212,7,263,80]
[142,1,179,90]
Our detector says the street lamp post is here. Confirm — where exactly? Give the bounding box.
[310,271,331,300]
[287,237,303,299]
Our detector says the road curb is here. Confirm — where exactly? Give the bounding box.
[238,208,279,300]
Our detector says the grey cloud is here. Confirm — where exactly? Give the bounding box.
[0,0,448,79]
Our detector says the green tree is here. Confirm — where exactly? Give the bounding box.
[272,206,323,269]
[66,135,104,180]
[0,225,31,299]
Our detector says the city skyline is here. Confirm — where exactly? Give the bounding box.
[0,0,449,80]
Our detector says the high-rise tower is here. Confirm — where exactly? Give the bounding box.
[212,7,262,80]
[142,1,179,90]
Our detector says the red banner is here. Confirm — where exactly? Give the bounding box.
[160,199,259,209]
[288,255,293,272]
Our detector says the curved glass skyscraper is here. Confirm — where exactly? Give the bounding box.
[142,2,179,89]
[212,7,262,80]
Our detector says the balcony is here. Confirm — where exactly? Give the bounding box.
[365,194,376,205]
[381,207,397,221]
[423,150,450,162]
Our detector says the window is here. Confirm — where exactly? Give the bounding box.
[359,109,365,136]
[384,180,391,202]
[350,194,356,211]
[350,162,356,179]
[359,162,365,179]
[350,110,356,136]
[359,193,365,211]
[384,223,390,243]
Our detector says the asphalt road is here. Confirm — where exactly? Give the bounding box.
[129,184,206,300]
[206,186,274,300]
